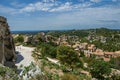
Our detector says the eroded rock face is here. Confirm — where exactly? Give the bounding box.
[0,16,16,67]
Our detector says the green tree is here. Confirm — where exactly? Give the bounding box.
[109,57,120,70]
[110,74,120,80]
[80,51,85,57]
[89,59,111,79]
[38,43,57,58]
[56,45,83,71]
[14,35,24,43]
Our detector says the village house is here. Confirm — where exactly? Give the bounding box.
[92,49,120,61]
[104,52,114,58]
[92,49,104,58]
[80,42,88,49]
[114,51,120,58]
[60,41,69,46]
[84,50,92,57]
[87,44,96,52]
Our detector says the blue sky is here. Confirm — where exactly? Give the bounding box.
[0,0,120,31]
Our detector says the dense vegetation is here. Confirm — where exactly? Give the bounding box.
[109,57,120,70]
[32,43,120,79]
[0,66,18,80]
[12,28,120,80]
[89,59,111,79]
[48,30,89,38]
[14,34,24,43]
[48,28,120,52]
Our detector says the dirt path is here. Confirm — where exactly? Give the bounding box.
[15,45,35,67]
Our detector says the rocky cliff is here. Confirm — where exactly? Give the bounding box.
[0,16,16,67]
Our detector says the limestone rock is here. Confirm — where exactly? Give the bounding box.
[0,16,16,67]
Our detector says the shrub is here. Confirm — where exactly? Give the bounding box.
[61,73,79,80]
[14,35,24,43]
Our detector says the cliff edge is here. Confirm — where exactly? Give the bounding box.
[0,16,16,67]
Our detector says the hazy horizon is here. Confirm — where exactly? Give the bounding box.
[0,0,120,31]
[11,27,120,32]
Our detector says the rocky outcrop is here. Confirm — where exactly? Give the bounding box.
[0,16,16,67]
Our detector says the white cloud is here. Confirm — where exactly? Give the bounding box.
[1,1,91,14]
[42,0,55,3]
[12,7,119,30]
[0,0,120,16]
[0,0,100,14]
[1,0,118,30]
[74,2,92,8]
[18,1,93,13]
[20,2,55,13]
[7,1,120,30]
[50,2,92,12]
[49,2,72,12]
[20,1,92,13]
[90,0,102,3]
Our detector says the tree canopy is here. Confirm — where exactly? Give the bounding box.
[56,45,83,71]
[14,35,24,43]
[89,59,111,79]
[109,57,120,70]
